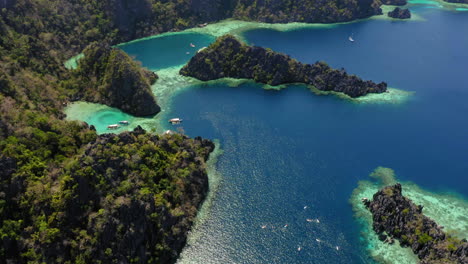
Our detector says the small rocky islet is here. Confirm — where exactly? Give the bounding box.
[180,35,387,98]
[364,184,468,264]
[388,7,412,19]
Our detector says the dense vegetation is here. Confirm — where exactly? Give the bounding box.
[3,0,464,262]
[180,35,387,97]
[0,1,218,263]
[232,0,382,23]
[1,126,214,263]
[364,184,468,264]
[70,43,160,116]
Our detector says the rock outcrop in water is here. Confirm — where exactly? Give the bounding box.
[180,35,387,98]
[388,7,411,19]
[364,184,468,264]
[73,43,161,116]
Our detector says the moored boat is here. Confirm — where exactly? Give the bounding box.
[168,118,183,124]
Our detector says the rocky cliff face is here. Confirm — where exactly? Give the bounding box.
[1,126,215,263]
[74,43,160,116]
[388,7,411,19]
[180,35,387,98]
[232,0,383,23]
[364,184,468,264]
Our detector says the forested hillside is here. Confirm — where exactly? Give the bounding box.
[0,0,437,263]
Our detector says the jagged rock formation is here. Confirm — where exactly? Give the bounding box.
[364,184,468,264]
[180,35,387,98]
[232,0,383,23]
[0,0,404,59]
[1,126,215,263]
[73,43,161,116]
[388,7,412,19]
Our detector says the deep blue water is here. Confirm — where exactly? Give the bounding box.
[122,7,468,264]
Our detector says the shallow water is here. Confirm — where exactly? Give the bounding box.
[65,5,468,263]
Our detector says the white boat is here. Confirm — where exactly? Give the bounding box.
[349,36,355,42]
[297,246,302,251]
[190,43,195,47]
[107,124,120,130]
[168,118,183,124]
[119,120,129,125]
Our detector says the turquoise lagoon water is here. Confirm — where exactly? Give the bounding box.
[118,32,215,71]
[66,5,468,264]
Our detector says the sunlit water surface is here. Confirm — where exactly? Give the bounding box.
[66,5,468,264]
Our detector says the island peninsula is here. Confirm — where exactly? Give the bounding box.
[181,35,387,98]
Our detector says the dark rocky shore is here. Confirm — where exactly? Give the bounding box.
[180,35,387,98]
[364,184,468,264]
[388,7,412,19]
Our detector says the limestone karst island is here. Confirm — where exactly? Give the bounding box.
[1,0,467,263]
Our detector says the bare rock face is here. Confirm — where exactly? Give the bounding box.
[180,35,387,98]
[365,184,468,264]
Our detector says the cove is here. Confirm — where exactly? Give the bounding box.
[64,4,468,263]
[118,32,215,71]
